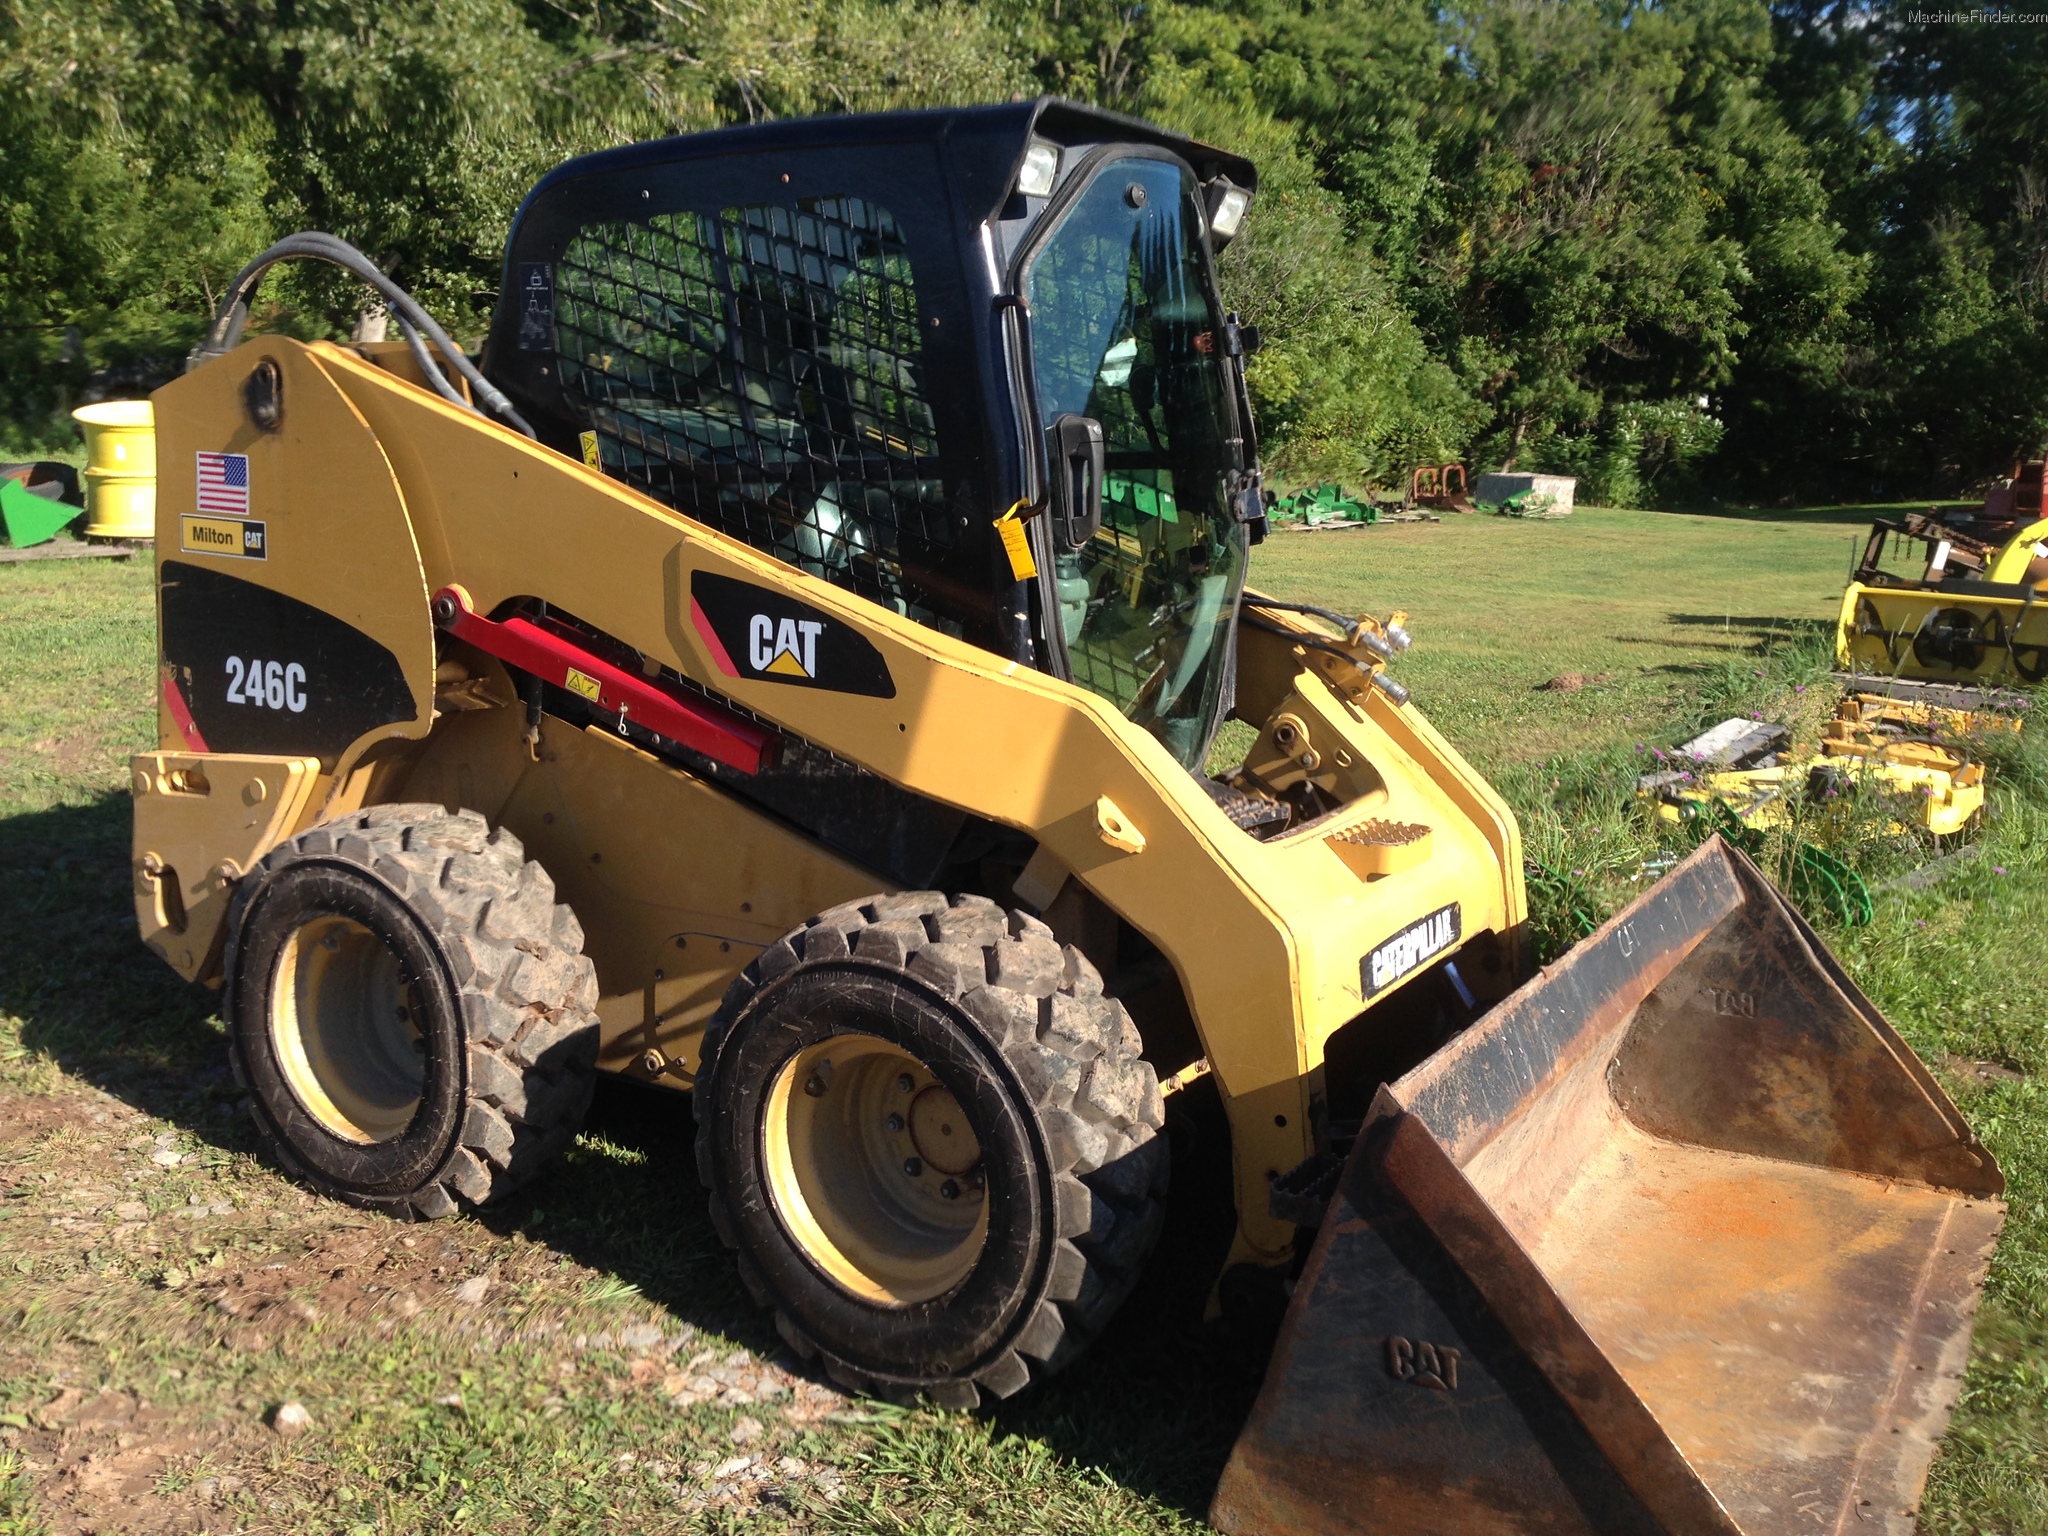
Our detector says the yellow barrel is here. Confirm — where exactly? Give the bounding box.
[72,400,157,539]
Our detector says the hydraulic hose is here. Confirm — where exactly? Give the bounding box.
[191,232,536,440]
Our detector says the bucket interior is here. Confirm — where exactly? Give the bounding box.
[1408,845,2003,1531]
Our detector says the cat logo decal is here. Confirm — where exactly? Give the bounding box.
[689,572,896,699]
[751,614,825,678]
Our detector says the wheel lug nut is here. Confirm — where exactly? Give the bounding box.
[885,1113,905,1133]
[940,1179,960,1200]
[903,1157,923,1177]
[804,1073,829,1097]
[897,1073,915,1093]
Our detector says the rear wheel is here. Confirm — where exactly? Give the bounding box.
[695,892,1169,1406]
[225,805,599,1219]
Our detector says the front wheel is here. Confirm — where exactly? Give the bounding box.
[695,892,1169,1407]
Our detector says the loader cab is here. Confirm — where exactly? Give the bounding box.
[483,100,1259,771]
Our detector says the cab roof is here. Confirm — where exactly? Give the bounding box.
[514,97,1258,231]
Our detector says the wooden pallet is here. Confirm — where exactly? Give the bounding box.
[0,538,141,565]
[1829,671,2029,713]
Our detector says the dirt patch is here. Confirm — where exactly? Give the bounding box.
[7,1387,244,1536]
[1536,672,1612,692]
[20,730,109,779]
[1943,1056,2028,1093]
[0,1075,866,1530]
[0,1091,104,1148]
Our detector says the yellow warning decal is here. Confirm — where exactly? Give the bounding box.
[995,500,1038,582]
[563,667,603,702]
[580,431,602,472]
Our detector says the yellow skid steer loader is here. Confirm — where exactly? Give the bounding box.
[129,101,2001,1531]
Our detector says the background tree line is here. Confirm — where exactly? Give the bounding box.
[1,0,2042,505]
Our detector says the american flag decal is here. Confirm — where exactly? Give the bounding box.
[196,452,250,516]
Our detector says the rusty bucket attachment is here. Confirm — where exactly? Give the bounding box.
[1214,836,2003,1536]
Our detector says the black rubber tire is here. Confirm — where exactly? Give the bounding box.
[694,891,1169,1408]
[224,804,599,1219]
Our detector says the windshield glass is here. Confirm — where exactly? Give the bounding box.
[1024,155,1247,771]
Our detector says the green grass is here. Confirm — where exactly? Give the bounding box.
[0,556,156,821]
[1251,502,1879,764]
[0,506,2042,1532]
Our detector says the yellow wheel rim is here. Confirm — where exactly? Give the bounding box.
[270,914,425,1144]
[762,1036,988,1304]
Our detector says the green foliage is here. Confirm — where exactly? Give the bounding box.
[0,1449,44,1536]
[1533,397,1727,508]
[0,3,272,447]
[1111,0,1869,500]
[0,0,1022,447]
[1143,73,1478,486]
[0,0,2042,500]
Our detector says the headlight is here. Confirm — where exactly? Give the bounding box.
[1206,182,1251,242]
[1017,140,1061,199]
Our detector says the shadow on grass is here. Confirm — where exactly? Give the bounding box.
[0,791,1261,1519]
[983,1078,1266,1516]
[1654,501,1972,527]
[524,1075,1260,1517]
[0,794,231,1102]
[1600,614,1833,669]
[1665,614,1834,639]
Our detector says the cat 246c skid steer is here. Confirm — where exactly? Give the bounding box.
[132,101,2004,1534]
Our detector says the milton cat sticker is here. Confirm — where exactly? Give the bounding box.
[689,572,896,698]
[180,515,267,559]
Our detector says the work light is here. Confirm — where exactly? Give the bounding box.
[1017,140,1060,199]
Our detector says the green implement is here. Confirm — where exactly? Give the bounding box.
[1274,483,1378,525]
[0,477,79,548]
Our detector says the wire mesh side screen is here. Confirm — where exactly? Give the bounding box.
[554,197,953,624]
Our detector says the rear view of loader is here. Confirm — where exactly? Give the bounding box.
[123,97,2004,1530]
